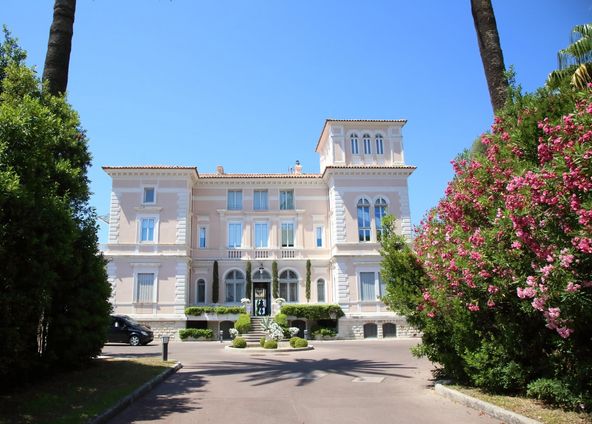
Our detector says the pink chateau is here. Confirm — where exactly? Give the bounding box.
[103,119,416,340]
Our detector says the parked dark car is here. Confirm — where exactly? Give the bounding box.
[108,315,153,346]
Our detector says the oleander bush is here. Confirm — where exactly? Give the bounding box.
[381,82,592,410]
[280,304,344,320]
[263,340,278,349]
[179,328,214,340]
[234,314,251,334]
[184,306,246,316]
[232,337,247,349]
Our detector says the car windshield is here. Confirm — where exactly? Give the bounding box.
[122,316,140,326]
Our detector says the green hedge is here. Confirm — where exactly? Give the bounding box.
[232,337,247,348]
[289,337,308,348]
[234,313,251,334]
[179,328,214,340]
[280,304,344,320]
[184,306,246,316]
[312,328,337,338]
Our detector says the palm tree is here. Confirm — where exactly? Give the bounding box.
[471,0,508,113]
[548,24,592,90]
[43,0,76,96]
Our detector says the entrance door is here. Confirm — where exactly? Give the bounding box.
[253,282,271,316]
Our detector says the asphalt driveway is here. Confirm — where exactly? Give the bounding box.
[101,339,497,423]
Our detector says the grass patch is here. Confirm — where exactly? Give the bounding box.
[0,357,174,424]
[449,385,591,424]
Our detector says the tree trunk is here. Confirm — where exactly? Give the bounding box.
[471,0,508,113]
[43,0,76,96]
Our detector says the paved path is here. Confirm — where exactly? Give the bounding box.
[101,339,497,423]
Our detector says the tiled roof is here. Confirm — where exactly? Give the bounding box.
[200,173,321,179]
[102,165,198,170]
[322,164,416,177]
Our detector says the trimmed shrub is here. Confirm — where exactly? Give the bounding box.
[527,378,584,410]
[312,328,337,338]
[260,336,266,347]
[280,304,344,320]
[263,340,278,349]
[179,328,214,340]
[290,337,308,348]
[234,314,251,334]
[185,306,246,316]
[232,337,247,348]
[274,313,288,327]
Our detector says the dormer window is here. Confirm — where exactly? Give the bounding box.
[363,134,371,155]
[143,187,155,204]
[375,134,384,155]
[350,134,359,155]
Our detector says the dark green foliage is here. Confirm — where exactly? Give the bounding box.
[179,328,213,340]
[263,340,278,349]
[527,379,587,410]
[312,328,337,338]
[232,337,247,348]
[280,304,344,320]
[305,259,311,302]
[212,261,219,303]
[272,261,278,298]
[234,313,251,334]
[245,261,252,300]
[289,337,308,348]
[0,30,111,386]
[259,336,266,347]
[184,306,246,316]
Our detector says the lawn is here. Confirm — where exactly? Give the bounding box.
[0,357,174,424]
[450,385,592,424]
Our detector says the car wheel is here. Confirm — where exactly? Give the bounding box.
[129,335,141,346]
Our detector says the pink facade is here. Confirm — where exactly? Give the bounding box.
[103,120,416,339]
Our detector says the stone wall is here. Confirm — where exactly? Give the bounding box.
[337,316,420,340]
[139,320,185,341]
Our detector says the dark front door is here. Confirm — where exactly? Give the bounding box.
[253,282,271,316]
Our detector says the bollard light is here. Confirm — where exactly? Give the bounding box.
[219,330,224,343]
[162,335,170,361]
[304,329,309,340]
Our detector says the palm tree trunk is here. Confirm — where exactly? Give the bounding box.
[471,0,508,113]
[43,0,76,96]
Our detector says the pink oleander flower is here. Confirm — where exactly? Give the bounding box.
[546,307,561,320]
[566,282,581,292]
[467,303,480,312]
[532,297,546,311]
[540,264,554,277]
[557,327,574,339]
[422,291,432,301]
[517,287,536,299]
[526,276,537,287]
[511,241,522,249]
[427,311,436,318]
[487,299,496,308]
[487,285,499,294]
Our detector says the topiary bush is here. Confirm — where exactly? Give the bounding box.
[179,328,214,340]
[312,328,337,338]
[232,337,247,349]
[185,306,246,316]
[289,337,308,348]
[234,313,251,334]
[263,340,278,349]
[280,304,344,320]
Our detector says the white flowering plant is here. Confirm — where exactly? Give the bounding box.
[274,297,286,305]
[266,322,285,342]
[240,298,251,304]
[229,328,239,339]
[288,327,300,337]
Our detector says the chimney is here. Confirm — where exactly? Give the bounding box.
[216,165,224,175]
[294,160,302,175]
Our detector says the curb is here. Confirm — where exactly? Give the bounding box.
[435,384,542,424]
[224,345,314,353]
[88,361,183,424]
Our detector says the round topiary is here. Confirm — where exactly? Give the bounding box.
[289,337,299,348]
[232,337,247,348]
[294,337,308,348]
[264,339,278,349]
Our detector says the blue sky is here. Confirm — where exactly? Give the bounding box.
[3,1,591,243]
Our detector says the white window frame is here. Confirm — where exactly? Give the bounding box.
[199,226,207,249]
[375,134,384,155]
[279,269,299,303]
[228,221,243,248]
[279,189,294,210]
[142,186,156,204]
[363,134,372,155]
[316,278,326,303]
[254,221,269,248]
[227,190,243,210]
[280,221,295,248]
[137,214,159,243]
[132,264,159,304]
[315,225,324,248]
[358,269,382,302]
[350,134,359,155]
[253,189,268,210]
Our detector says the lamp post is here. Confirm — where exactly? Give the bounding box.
[219,330,224,343]
[161,335,170,361]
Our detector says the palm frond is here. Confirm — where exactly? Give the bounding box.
[547,67,575,89]
[572,63,592,89]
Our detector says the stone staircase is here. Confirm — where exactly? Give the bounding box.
[241,316,267,343]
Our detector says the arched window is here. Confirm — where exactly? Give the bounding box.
[197,279,206,304]
[279,270,298,302]
[317,278,326,303]
[363,133,371,155]
[375,197,388,240]
[375,134,384,155]
[350,134,359,155]
[357,198,371,242]
[225,270,245,303]
[252,269,271,281]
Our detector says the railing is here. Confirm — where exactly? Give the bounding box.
[281,250,295,259]
[228,250,243,259]
[254,250,269,259]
